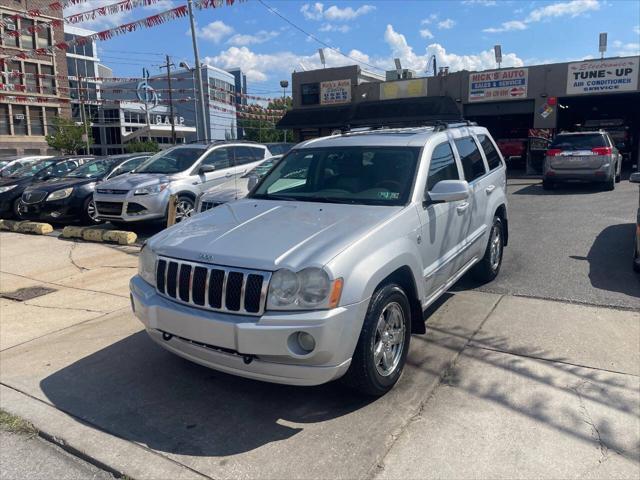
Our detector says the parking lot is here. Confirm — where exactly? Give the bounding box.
[1,177,639,479]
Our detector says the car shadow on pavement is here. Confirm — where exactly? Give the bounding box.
[512,181,607,196]
[39,331,374,457]
[570,223,640,298]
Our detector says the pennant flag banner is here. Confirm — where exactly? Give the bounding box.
[0,0,243,66]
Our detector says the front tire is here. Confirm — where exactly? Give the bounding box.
[82,196,102,225]
[341,284,411,397]
[12,198,24,220]
[174,195,195,223]
[472,216,504,283]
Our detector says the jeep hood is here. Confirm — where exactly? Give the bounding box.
[149,198,402,271]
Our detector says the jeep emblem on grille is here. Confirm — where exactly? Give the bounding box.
[199,253,214,262]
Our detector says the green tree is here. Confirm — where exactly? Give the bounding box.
[239,97,292,143]
[125,140,161,153]
[45,117,92,154]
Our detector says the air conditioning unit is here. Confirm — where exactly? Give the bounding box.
[385,69,416,81]
[14,113,25,121]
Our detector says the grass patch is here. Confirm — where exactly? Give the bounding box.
[0,409,38,436]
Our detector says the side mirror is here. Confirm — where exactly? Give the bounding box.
[426,180,471,204]
[199,164,215,174]
[629,172,640,184]
[247,176,259,190]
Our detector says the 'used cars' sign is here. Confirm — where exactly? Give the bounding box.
[566,57,639,95]
[468,68,528,102]
[320,79,351,105]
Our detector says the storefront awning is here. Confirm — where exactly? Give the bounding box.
[277,96,462,130]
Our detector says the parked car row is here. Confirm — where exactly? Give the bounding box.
[0,141,289,226]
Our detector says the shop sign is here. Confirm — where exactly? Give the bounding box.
[566,57,639,95]
[380,78,427,100]
[320,79,351,105]
[154,115,185,126]
[468,68,528,102]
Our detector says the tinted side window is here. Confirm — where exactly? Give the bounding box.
[477,135,503,171]
[234,147,258,165]
[427,142,459,191]
[249,147,266,160]
[202,147,231,169]
[454,137,486,182]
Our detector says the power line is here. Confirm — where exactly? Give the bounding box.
[256,0,385,73]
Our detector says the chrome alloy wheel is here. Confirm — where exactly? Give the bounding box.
[373,302,406,377]
[489,224,502,271]
[175,198,194,222]
[87,199,99,222]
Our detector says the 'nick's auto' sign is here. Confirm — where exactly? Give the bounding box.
[566,57,639,95]
[468,68,528,102]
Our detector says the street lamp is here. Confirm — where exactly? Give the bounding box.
[280,79,289,143]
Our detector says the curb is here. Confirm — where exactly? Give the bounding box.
[0,385,208,480]
[0,219,53,235]
[61,226,137,245]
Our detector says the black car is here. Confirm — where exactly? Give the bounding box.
[0,156,96,219]
[19,153,151,224]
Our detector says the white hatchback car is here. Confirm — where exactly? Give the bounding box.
[131,123,508,396]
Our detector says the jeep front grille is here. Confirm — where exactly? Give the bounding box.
[155,257,271,316]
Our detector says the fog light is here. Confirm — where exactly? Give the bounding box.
[297,332,316,352]
[50,211,62,218]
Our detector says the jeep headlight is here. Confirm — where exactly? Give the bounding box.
[138,244,157,286]
[267,268,342,310]
[134,183,169,196]
[46,187,73,201]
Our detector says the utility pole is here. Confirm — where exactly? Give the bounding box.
[77,75,90,154]
[186,0,208,142]
[160,55,177,145]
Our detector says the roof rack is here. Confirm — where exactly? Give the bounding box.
[186,139,261,145]
[342,120,478,136]
[433,120,478,132]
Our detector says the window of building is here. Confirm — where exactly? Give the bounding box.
[76,59,87,78]
[40,65,55,94]
[36,22,52,48]
[84,40,94,58]
[301,83,320,105]
[454,137,487,182]
[6,61,23,89]
[0,104,9,135]
[12,105,27,135]
[64,33,76,55]
[2,15,19,48]
[20,18,35,50]
[29,106,44,135]
[68,58,77,78]
[24,63,38,93]
[44,107,58,134]
[477,135,503,171]
[427,142,459,191]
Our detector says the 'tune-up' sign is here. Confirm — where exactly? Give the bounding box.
[566,57,639,95]
[468,68,528,102]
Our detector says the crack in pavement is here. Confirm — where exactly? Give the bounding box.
[22,302,109,314]
[68,242,90,272]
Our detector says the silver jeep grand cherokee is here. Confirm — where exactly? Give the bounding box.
[130,124,508,396]
[94,142,270,224]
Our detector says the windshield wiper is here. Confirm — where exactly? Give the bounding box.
[250,193,296,201]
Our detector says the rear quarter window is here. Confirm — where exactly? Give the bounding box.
[477,135,503,171]
[454,137,486,182]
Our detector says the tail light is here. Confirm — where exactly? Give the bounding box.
[546,149,562,156]
[591,147,612,155]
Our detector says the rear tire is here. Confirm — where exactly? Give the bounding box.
[604,174,615,191]
[472,216,504,283]
[542,179,554,190]
[615,164,621,183]
[341,284,411,397]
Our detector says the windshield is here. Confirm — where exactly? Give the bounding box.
[550,134,606,150]
[243,157,279,178]
[11,160,57,178]
[2,160,33,177]
[135,147,206,174]
[66,159,114,178]
[251,147,420,206]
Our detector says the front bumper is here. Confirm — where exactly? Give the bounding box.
[94,190,169,223]
[130,275,368,386]
[19,198,81,222]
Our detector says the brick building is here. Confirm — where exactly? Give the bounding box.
[0,0,71,157]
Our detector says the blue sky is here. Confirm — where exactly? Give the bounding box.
[65,0,640,96]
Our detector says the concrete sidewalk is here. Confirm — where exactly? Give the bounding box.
[1,232,638,479]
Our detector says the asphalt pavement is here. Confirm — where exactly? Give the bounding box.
[455,175,640,309]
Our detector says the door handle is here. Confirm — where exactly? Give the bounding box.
[485,185,496,194]
[456,202,469,213]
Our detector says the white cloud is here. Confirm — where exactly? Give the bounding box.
[437,18,456,29]
[421,14,438,25]
[300,3,375,22]
[634,25,640,35]
[227,30,279,46]
[483,20,527,33]
[525,0,600,22]
[196,20,234,44]
[612,40,640,56]
[419,28,434,39]
[462,0,497,6]
[319,23,351,33]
